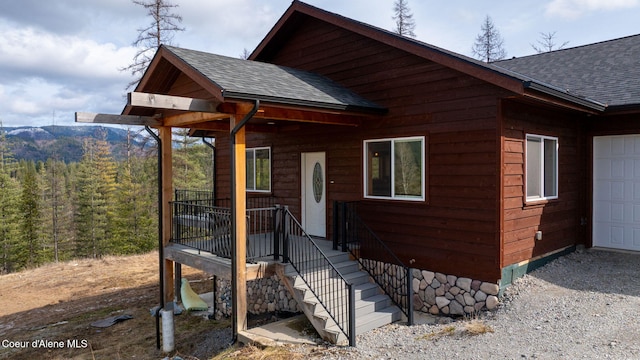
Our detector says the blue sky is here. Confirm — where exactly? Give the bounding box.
[0,0,638,127]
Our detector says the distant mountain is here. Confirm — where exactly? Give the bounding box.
[1,125,145,163]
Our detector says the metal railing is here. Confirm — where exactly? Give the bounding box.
[278,205,355,346]
[171,201,278,261]
[333,201,414,325]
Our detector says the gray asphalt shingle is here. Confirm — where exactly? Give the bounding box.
[164,45,385,113]
[494,34,640,108]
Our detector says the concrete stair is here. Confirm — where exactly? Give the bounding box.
[278,240,402,345]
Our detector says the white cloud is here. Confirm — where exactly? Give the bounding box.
[545,0,640,19]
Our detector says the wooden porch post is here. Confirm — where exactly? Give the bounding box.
[231,113,248,336]
[159,126,174,304]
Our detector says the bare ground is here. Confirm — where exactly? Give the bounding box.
[0,252,229,360]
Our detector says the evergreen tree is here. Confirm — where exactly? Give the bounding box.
[75,138,117,258]
[40,159,75,263]
[173,129,207,189]
[472,15,507,63]
[110,157,156,254]
[0,169,20,273]
[19,161,43,268]
[392,0,416,38]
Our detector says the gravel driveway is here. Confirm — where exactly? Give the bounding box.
[308,248,640,359]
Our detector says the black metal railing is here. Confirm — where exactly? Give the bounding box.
[278,205,355,346]
[171,201,278,261]
[333,201,414,325]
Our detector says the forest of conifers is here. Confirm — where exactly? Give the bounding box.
[0,128,214,274]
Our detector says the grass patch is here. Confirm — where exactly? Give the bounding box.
[416,325,456,341]
[211,344,303,360]
[463,320,494,336]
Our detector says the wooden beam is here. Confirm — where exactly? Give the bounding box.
[159,126,174,304]
[259,106,364,126]
[75,112,162,127]
[163,111,231,127]
[128,92,219,113]
[217,103,366,126]
[231,112,248,335]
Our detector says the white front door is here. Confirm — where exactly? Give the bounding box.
[301,152,326,237]
[593,135,640,251]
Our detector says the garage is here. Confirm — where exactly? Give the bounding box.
[593,135,640,251]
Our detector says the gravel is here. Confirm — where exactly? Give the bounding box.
[294,248,640,359]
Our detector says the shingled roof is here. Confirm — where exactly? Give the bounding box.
[494,34,640,109]
[162,45,386,114]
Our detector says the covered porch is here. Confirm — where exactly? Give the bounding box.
[75,44,390,345]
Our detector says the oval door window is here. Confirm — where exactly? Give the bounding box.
[313,162,323,203]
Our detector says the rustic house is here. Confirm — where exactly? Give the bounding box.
[76,0,640,347]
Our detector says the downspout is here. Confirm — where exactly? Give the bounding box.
[202,137,216,201]
[230,100,259,343]
[145,126,163,350]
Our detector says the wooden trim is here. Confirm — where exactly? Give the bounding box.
[231,113,248,334]
[163,111,231,127]
[75,112,162,127]
[497,99,505,269]
[128,92,220,113]
[218,103,368,126]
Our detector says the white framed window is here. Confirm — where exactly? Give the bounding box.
[364,136,425,201]
[526,134,558,201]
[246,147,271,192]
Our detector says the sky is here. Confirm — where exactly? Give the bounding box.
[0,0,638,128]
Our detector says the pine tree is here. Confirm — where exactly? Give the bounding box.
[19,161,43,268]
[40,159,75,263]
[472,15,507,63]
[392,0,417,38]
[75,137,117,258]
[0,169,20,273]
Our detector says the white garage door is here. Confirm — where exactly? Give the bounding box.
[593,135,640,251]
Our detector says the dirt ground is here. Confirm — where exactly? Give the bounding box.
[0,252,228,360]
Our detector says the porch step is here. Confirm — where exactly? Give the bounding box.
[280,253,402,345]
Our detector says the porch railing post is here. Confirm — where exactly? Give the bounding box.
[273,205,280,261]
[332,201,339,250]
[407,267,414,325]
[282,206,289,263]
[340,201,348,252]
[348,283,356,347]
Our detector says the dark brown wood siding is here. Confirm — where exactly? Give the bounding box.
[501,100,588,267]
[213,17,512,282]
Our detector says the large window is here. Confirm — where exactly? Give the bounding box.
[364,136,425,201]
[246,147,271,192]
[526,134,558,201]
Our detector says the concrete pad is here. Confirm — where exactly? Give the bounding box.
[239,314,318,346]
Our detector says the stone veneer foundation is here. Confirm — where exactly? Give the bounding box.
[211,274,300,320]
[411,269,500,316]
[207,266,500,320]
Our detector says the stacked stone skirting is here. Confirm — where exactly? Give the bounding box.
[211,275,300,320]
[207,266,499,319]
[411,269,500,316]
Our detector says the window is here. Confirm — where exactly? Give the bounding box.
[364,136,425,201]
[246,147,271,192]
[526,134,558,201]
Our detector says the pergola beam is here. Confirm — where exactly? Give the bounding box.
[75,112,162,127]
[128,92,219,113]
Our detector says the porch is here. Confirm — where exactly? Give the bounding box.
[168,190,414,345]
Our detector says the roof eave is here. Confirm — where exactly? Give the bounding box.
[223,91,387,115]
[523,81,607,112]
